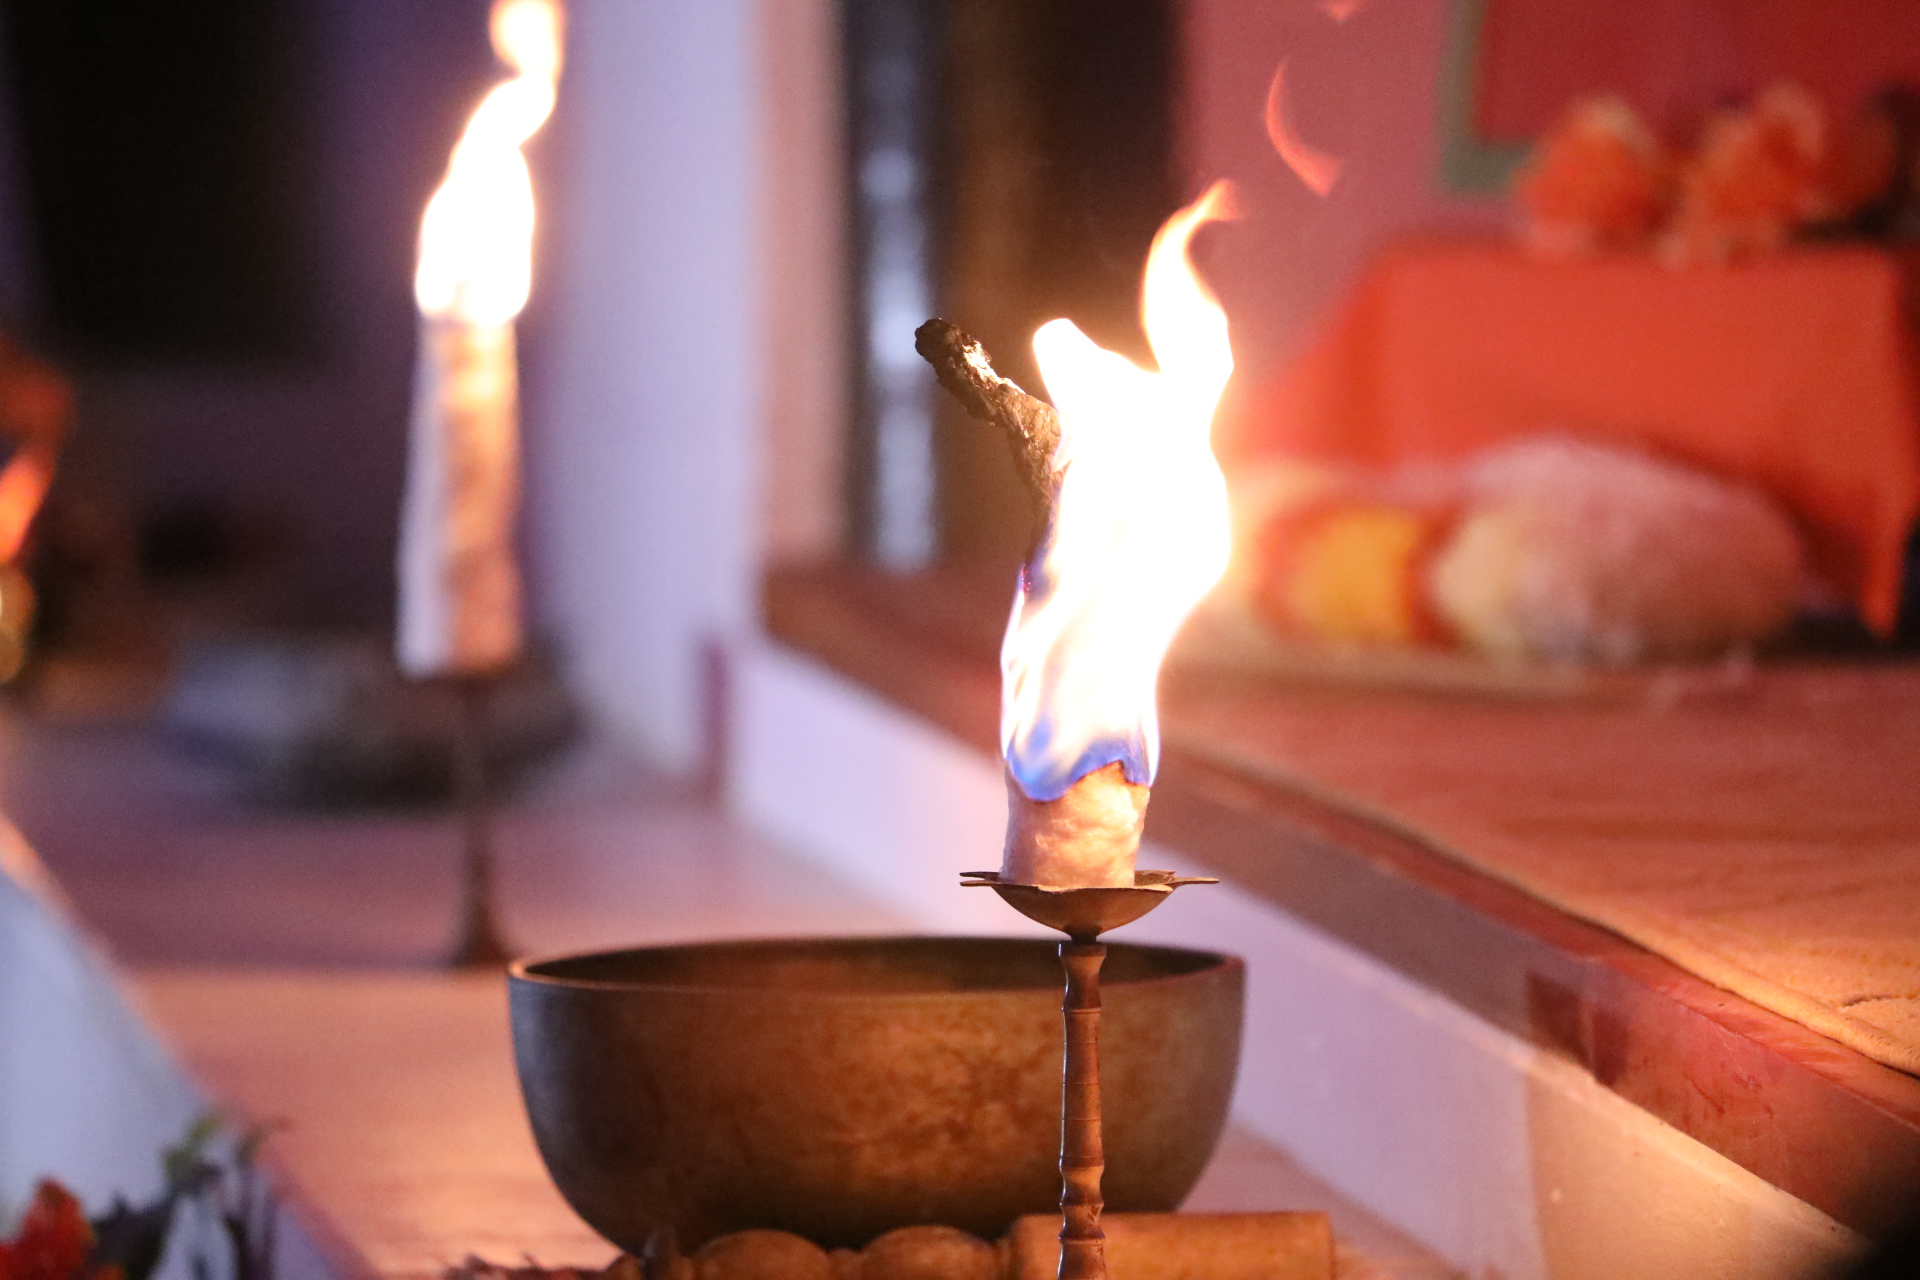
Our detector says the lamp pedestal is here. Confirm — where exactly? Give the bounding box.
[448,675,514,968]
[962,870,1216,1280]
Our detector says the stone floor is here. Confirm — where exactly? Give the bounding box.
[0,720,899,968]
[1,714,1450,1278]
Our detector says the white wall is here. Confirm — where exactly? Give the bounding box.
[0,828,339,1280]
[756,0,849,565]
[0,826,200,1220]
[531,0,845,772]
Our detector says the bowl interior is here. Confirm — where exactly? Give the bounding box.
[515,935,1225,996]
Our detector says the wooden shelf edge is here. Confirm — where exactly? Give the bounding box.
[763,561,1920,1235]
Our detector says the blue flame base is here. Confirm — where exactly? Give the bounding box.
[1006,729,1153,803]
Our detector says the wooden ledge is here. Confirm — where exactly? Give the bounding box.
[764,561,1920,1235]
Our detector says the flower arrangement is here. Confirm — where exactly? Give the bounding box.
[1514,83,1912,265]
[1,1182,99,1280]
[0,1119,274,1280]
[1238,437,1808,665]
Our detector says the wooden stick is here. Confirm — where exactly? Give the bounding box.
[913,319,1061,526]
[1059,941,1108,1280]
[448,676,514,968]
[1006,1212,1335,1280]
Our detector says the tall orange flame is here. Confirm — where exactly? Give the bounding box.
[414,0,564,326]
[1000,182,1238,801]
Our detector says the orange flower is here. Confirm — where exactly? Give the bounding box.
[1663,83,1832,265]
[7,1181,94,1280]
[1515,96,1671,257]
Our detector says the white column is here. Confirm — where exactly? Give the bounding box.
[533,0,844,772]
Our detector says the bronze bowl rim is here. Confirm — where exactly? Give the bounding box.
[507,933,1243,1001]
[506,933,1246,1250]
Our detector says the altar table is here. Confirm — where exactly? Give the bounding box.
[1230,244,1920,632]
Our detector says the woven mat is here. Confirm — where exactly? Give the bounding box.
[1167,663,1920,1075]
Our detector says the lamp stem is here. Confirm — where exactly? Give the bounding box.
[1059,940,1107,1280]
[448,675,513,968]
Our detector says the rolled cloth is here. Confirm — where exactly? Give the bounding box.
[1006,1212,1333,1280]
[1001,763,1148,889]
[397,317,524,677]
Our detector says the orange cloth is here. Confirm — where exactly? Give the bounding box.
[1230,243,1920,632]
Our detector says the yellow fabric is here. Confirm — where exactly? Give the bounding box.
[1277,507,1433,647]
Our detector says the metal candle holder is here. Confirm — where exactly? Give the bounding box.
[447,675,515,967]
[962,869,1217,1280]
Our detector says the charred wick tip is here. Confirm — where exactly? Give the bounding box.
[913,318,1061,529]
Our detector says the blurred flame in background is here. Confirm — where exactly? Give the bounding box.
[1264,62,1342,197]
[413,0,564,325]
[0,443,55,565]
[1000,182,1238,801]
[0,358,68,564]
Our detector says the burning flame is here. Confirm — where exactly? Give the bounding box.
[1265,63,1341,197]
[414,0,564,326]
[1000,182,1238,801]
[0,353,68,565]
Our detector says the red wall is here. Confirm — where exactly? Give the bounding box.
[1183,0,1920,440]
[1476,0,1920,142]
[1180,0,1503,429]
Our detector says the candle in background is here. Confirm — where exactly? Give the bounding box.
[397,0,563,678]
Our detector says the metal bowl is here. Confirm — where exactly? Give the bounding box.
[508,935,1243,1251]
